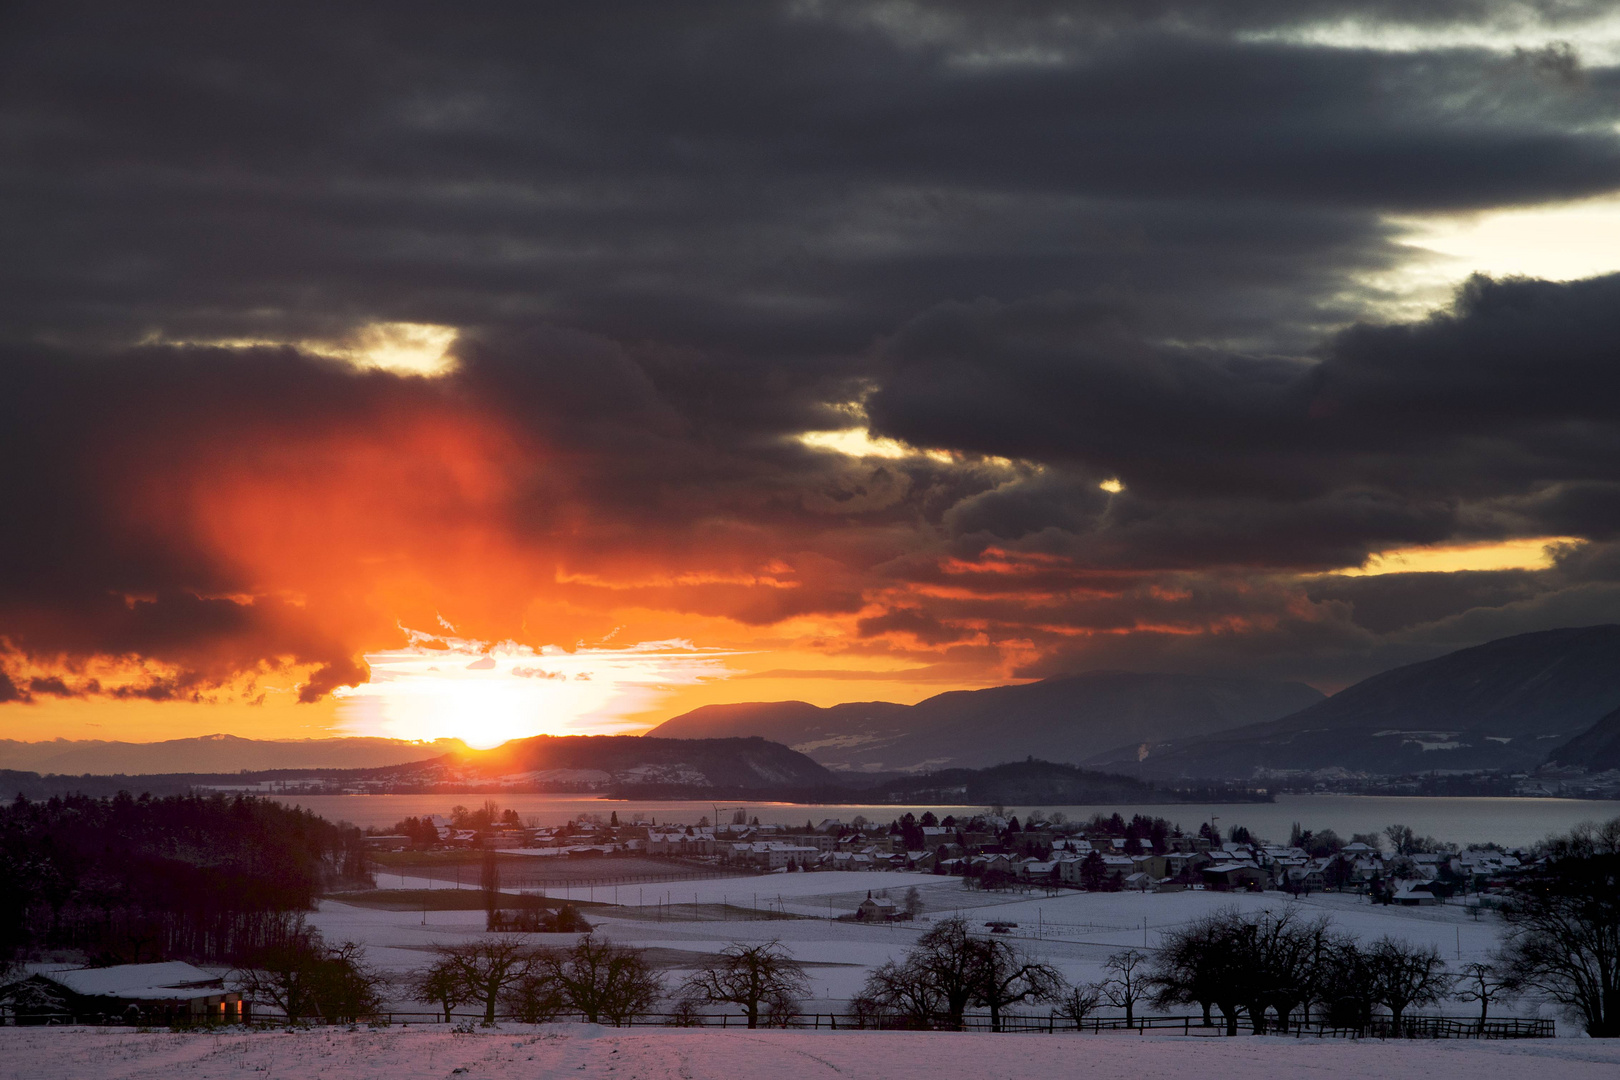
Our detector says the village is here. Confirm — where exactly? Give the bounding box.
[364,804,1535,909]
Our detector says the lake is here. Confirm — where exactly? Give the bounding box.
[273,792,1620,849]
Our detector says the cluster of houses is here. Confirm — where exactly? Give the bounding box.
[947,836,1530,900]
[365,809,1533,902]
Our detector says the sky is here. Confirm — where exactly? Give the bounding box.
[6,1,1620,747]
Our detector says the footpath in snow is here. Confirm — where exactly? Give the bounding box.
[3,1025,1617,1080]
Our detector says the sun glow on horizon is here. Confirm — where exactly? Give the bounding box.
[333,631,737,748]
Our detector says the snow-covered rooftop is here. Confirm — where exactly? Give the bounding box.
[45,962,222,1001]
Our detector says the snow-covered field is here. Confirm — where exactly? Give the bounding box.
[318,870,1535,1018]
[4,1025,1617,1080]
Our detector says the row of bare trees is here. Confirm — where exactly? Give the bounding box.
[409,935,664,1025]
[1149,908,1450,1035]
[406,936,821,1027]
[232,935,808,1028]
[851,917,1065,1031]
[847,912,1465,1036]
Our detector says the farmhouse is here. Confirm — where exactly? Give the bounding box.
[22,962,244,1024]
[855,893,899,921]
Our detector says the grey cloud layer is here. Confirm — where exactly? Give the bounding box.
[5,0,1620,692]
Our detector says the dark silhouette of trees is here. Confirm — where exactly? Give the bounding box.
[678,940,809,1029]
[1364,936,1447,1035]
[0,792,369,966]
[487,901,592,933]
[503,967,568,1023]
[424,937,543,1024]
[852,916,1060,1031]
[1100,949,1149,1028]
[852,958,940,1029]
[1497,817,1620,1037]
[899,917,988,1030]
[1453,961,1518,1032]
[1152,907,1384,1035]
[1052,982,1103,1027]
[973,936,1062,1032]
[407,959,469,1022]
[237,932,386,1022]
[1079,851,1107,891]
[1149,911,1246,1033]
[548,935,662,1025]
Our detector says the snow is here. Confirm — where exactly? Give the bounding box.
[2,1025,1617,1080]
[311,872,1532,1019]
[45,962,222,1000]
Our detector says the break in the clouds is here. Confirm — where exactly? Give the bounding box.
[4,1,1620,730]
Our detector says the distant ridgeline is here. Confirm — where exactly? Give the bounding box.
[0,755,1269,807]
[0,793,371,966]
[868,760,1271,805]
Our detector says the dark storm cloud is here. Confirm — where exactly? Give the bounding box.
[4,0,1619,356]
[871,274,1620,550]
[1304,570,1545,634]
[5,1,1620,697]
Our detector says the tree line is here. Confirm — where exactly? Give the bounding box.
[0,792,371,966]
[236,933,813,1028]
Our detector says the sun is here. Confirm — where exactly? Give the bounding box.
[332,632,735,749]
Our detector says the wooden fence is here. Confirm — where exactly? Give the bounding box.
[8,1010,1552,1039]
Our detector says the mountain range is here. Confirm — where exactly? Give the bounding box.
[1094,625,1620,778]
[646,671,1325,772]
[650,626,1620,781]
[9,625,1618,789]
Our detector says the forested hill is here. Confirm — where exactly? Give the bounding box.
[1548,703,1620,771]
[0,793,370,965]
[354,733,838,792]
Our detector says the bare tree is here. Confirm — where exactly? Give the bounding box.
[853,959,941,1029]
[1149,909,1246,1033]
[503,968,568,1023]
[0,975,64,1023]
[426,936,543,1024]
[1246,907,1338,1032]
[972,936,1063,1032]
[1497,821,1620,1037]
[548,935,663,1025]
[679,940,809,1028]
[237,933,386,1023]
[904,916,987,1030]
[406,959,467,1023]
[903,886,924,917]
[1101,949,1149,1029]
[1052,982,1103,1030]
[1366,937,1447,1036]
[1454,961,1518,1032]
